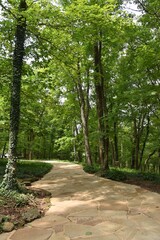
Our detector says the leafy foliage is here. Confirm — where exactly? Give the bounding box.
[0,160,52,181]
[102,168,160,183]
[0,188,32,206]
[0,159,52,205]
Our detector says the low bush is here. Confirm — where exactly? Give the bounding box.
[102,169,128,181]
[0,160,53,206]
[83,164,100,174]
[0,188,33,206]
[83,163,160,184]
[0,160,53,181]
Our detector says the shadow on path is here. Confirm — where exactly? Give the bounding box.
[1,161,160,240]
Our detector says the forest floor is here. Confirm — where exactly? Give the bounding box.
[122,179,160,194]
[0,186,51,232]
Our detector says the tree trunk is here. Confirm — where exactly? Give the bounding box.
[1,0,27,190]
[75,62,93,166]
[114,121,119,162]
[94,40,109,170]
[27,129,34,160]
[139,115,150,169]
[144,149,157,172]
[131,113,146,169]
[131,119,136,169]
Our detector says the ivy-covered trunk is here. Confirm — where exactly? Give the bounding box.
[1,0,27,190]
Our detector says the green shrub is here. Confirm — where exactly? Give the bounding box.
[102,169,127,181]
[83,164,100,174]
[0,188,33,206]
[102,167,160,183]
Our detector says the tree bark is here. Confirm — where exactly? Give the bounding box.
[144,149,157,172]
[75,61,93,166]
[1,0,27,190]
[139,115,150,169]
[94,40,109,170]
[114,121,119,162]
[130,110,147,169]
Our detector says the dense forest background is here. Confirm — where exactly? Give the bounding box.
[0,0,160,172]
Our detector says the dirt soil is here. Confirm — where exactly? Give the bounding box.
[123,179,160,194]
[0,187,51,232]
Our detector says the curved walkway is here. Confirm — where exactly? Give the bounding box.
[1,161,160,240]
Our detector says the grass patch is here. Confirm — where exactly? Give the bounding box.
[103,168,160,183]
[83,163,160,184]
[0,159,53,183]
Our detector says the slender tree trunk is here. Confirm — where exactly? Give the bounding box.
[1,0,27,190]
[131,119,136,169]
[27,129,34,160]
[76,62,93,166]
[81,108,92,166]
[135,135,140,170]
[111,141,115,166]
[131,113,148,169]
[144,149,157,172]
[139,115,150,169]
[94,40,109,170]
[74,123,82,162]
[114,121,119,162]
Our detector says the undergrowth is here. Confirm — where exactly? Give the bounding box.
[0,160,53,181]
[0,188,32,206]
[83,164,160,183]
[83,163,100,174]
[0,160,53,205]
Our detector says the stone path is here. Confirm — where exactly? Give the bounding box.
[1,161,160,240]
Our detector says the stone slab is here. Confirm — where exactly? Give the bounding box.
[0,232,12,240]
[64,223,104,238]
[10,227,53,240]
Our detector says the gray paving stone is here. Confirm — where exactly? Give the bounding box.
[64,223,104,238]
[48,232,70,240]
[71,234,119,240]
[132,228,160,240]
[10,227,53,240]
[0,232,12,240]
[29,215,69,228]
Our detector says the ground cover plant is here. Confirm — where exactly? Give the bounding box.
[83,164,160,194]
[0,160,53,233]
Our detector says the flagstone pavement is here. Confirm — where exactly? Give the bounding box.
[1,160,160,240]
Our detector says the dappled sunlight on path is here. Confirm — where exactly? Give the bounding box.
[1,160,160,240]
